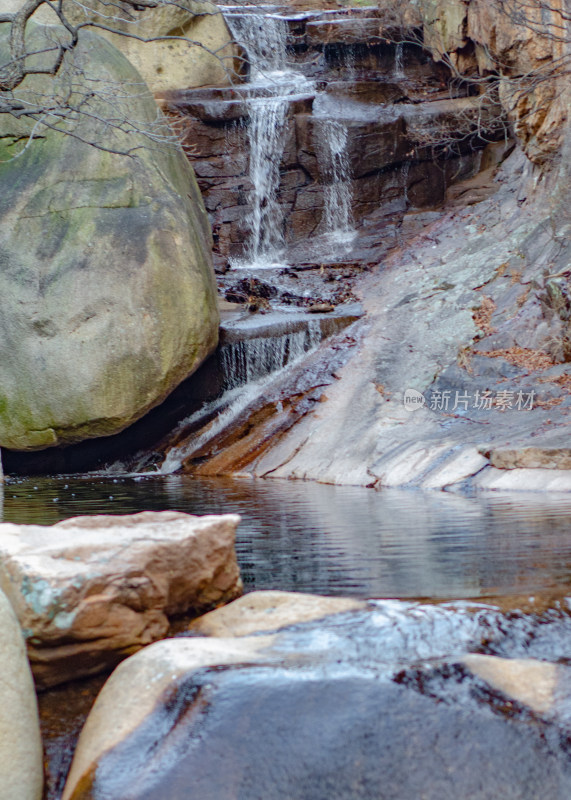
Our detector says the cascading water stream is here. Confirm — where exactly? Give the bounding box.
[401,160,410,206]
[394,42,404,79]
[319,119,355,243]
[225,12,297,268]
[243,95,289,265]
[159,319,324,473]
[225,12,288,74]
[220,321,323,391]
[224,8,355,267]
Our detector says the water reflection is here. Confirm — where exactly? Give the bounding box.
[3,474,571,600]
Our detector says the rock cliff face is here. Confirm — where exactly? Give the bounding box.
[421,0,569,164]
[164,1,570,491]
[0,26,219,450]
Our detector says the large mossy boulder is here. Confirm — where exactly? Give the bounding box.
[0,25,219,450]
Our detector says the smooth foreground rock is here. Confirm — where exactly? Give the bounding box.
[63,595,571,800]
[0,511,242,688]
[0,590,43,800]
[189,589,367,636]
[0,26,219,450]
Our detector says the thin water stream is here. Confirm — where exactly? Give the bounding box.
[225,7,356,268]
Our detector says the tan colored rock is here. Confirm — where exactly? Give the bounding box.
[414,0,568,163]
[189,590,367,637]
[0,590,43,800]
[2,0,241,92]
[462,654,558,715]
[464,0,567,163]
[422,0,468,62]
[484,447,571,471]
[0,511,243,688]
[62,635,275,800]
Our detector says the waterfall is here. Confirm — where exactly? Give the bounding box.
[160,319,324,473]
[401,160,410,206]
[220,321,322,391]
[243,95,289,266]
[225,13,288,77]
[225,13,298,268]
[319,119,355,242]
[394,42,404,79]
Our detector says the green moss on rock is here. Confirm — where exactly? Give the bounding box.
[0,26,219,450]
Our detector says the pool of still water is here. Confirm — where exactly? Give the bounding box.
[4,473,571,601]
[12,473,571,799]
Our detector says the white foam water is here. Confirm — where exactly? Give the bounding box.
[160,320,324,473]
[220,321,322,390]
[225,13,299,268]
[226,13,288,77]
[319,118,355,242]
[225,10,356,268]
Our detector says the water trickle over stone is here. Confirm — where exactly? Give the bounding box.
[319,118,355,242]
[226,13,288,76]
[394,42,405,79]
[226,13,293,267]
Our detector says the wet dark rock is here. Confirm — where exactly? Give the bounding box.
[305,17,384,46]
[227,277,279,301]
[164,10,502,276]
[63,599,571,800]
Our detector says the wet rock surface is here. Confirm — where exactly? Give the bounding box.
[164,5,500,279]
[62,595,571,800]
[0,511,242,688]
[225,146,571,490]
[189,589,366,635]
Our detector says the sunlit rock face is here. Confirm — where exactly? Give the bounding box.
[0,27,219,451]
[423,0,570,164]
[0,0,242,92]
